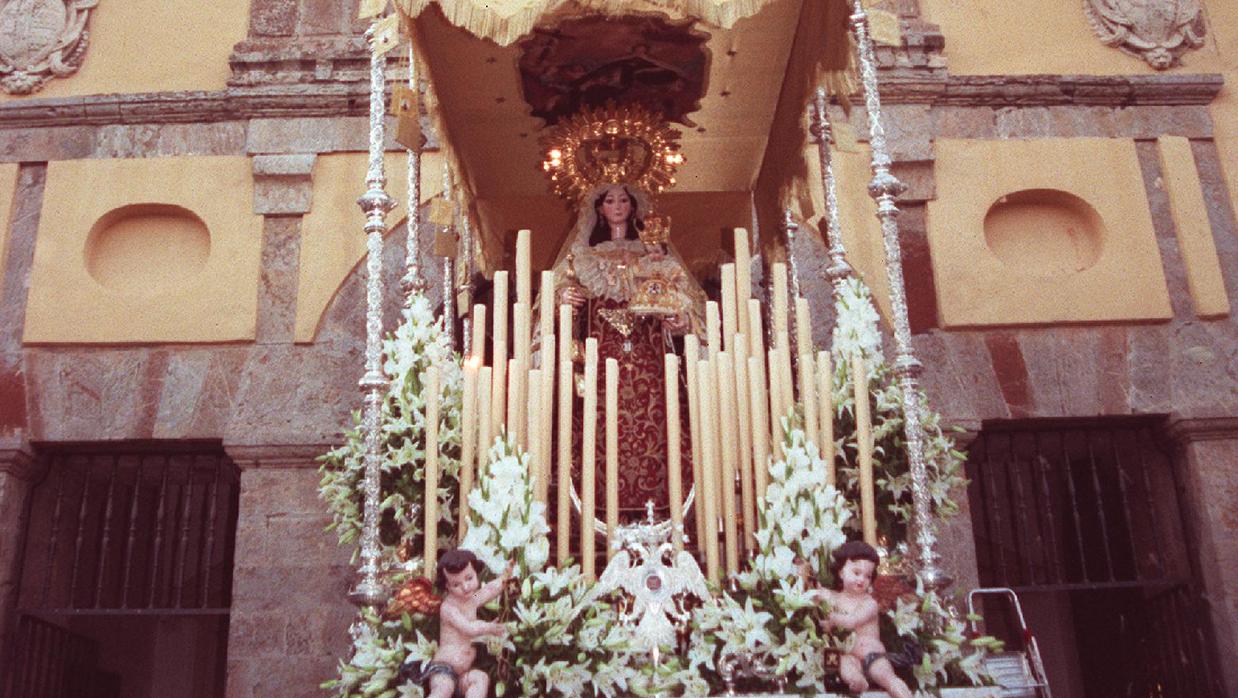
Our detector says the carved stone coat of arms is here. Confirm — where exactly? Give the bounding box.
[1084,0,1207,69]
[0,0,98,95]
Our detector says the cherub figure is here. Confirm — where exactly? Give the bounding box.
[804,541,914,698]
[403,549,513,698]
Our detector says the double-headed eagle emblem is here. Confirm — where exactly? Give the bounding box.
[579,507,711,654]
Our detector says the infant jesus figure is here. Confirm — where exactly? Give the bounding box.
[802,541,914,698]
[419,549,514,698]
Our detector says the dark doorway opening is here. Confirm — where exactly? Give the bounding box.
[3,443,239,698]
[966,418,1223,698]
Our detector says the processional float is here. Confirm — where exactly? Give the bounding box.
[338,0,980,694]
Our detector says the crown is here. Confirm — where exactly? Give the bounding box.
[541,102,685,202]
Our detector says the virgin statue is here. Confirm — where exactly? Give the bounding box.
[546,181,706,520]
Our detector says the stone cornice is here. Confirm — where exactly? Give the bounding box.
[224,442,335,469]
[1164,416,1238,446]
[0,85,371,129]
[0,443,42,481]
[881,72,1224,106]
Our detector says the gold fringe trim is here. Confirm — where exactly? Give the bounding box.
[396,0,787,47]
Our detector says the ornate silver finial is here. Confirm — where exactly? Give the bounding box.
[0,0,97,95]
[781,209,802,301]
[808,89,855,293]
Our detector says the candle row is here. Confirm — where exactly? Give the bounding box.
[435,227,881,588]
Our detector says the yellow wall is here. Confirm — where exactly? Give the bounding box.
[927,138,1172,327]
[921,1,1238,269]
[0,0,250,102]
[296,152,448,343]
[24,157,263,344]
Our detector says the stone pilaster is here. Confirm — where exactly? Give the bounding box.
[1164,416,1238,697]
[0,442,40,671]
[222,444,355,698]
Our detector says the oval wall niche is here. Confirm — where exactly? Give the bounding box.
[85,204,211,295]
[983,189,1104,277]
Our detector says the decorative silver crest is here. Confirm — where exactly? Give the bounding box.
[1084,0,1206,70]
[578,506,712,655]
[0,0,98,95]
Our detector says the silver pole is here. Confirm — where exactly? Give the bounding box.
[402,41,426,304]
[849,1,949,589]
[351,29,395,609]
[808,87,856,298]
[441,161,456,348]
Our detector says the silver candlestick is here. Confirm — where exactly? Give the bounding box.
[849,0,950,590]
[401,42,427,303]
[351,28,395,610]
[808,87,856,298]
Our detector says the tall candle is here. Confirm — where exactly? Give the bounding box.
[771,262,789,341]
[705,301,722,363]
[852,353,877,547]
[665,353,684,553]
[581,338,599,580]
[718,353,739,576]
[470,303,486,363]
[506,357,524,448]
[795,296,813,372]
[538,335,556,505]
[767,346,783,460]
[776,330,794,424]
[516,229,532,307]
[749,354,770,504]
[556,305,574,565]
[527,368,544,503]
[697,359,720,585]
[734,229,751,343]
[747,299,767,444]
[720,264,737,353]
[491,271,508,439]
[539,270,555,364]
[733,337,755,552]
[513,303,531,446]
[605,358,619,557]
[747,299,765,370]
[684,334,705,546]
[457,360,479,536]
[476,366,493,470]
[423,366,441,578]
[817,350,835,486]
[800,352,818,455]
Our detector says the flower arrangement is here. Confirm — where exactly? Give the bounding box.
[319,284,997,697]
[692,425,852,690]
[318,294,464,567]
[829,276,969,548]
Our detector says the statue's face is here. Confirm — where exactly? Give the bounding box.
[838,558,875,594]
[444,565,480,598]
[598,186,632,235]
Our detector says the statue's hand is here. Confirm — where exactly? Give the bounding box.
[662,313,689,334]
[558,285,587,308]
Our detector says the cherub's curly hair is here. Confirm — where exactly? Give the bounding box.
[829,540,880,590]
[435,549,485,592]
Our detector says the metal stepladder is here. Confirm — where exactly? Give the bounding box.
[967,588,1053,698]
